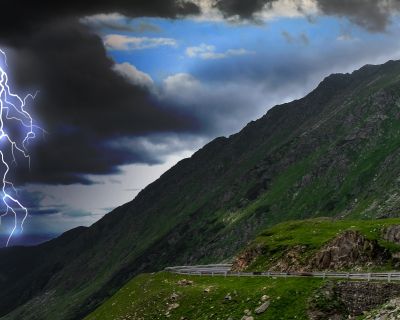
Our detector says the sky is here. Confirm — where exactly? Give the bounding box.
[1,0,400,246]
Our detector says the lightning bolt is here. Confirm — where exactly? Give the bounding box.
[0,49,43,246]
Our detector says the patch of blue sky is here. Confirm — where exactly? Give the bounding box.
[104,15,397,84]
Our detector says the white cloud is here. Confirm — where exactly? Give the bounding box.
[80,13,134,31]
[81,13,126,24]
[163,73,202,94]
[104,34,177,50]
[112,62,154,89]
[185,43,254,60]
[255,0,318,21]
[189,0,318,22]
[160,72,272,135]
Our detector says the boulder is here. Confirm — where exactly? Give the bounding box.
[261,294,270,302]
[177,279,193,286]
[224,293,232,301]
[255,301,270,314]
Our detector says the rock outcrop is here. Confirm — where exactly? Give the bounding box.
[308,281,400,319]
[268,245,308,272]
[308,230,389,270]
[233,230,390,272]
[231,244,264,271]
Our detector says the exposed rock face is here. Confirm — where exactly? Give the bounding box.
[308,281,400,319]
[231,244,264,271]
[233,230,389,272]
[308,230,388,271]
[269,245,308,272]
[382,225,400,244]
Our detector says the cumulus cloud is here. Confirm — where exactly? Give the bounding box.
[163,73,201,93]
[192,0,318,22]
[0,0,200,42]
[112,63,154,89]
[185,43,254,59]
[316,0,400,32]
[194,0,400,32]
[160,73,271,134]
[104,34,177,50]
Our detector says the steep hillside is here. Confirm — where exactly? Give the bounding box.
[2,60,400,319]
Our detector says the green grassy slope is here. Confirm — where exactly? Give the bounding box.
[238,218,400,271]
[84,272,322,320]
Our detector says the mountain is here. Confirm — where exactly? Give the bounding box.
[2,59,400,319]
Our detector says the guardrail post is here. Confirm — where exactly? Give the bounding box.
[211,272,214,277]
[367,273,371,282]
[347,273,350,279]
[388,273,392,283]
[224,271,227,277]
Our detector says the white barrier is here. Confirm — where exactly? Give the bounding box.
[166,265,400,282]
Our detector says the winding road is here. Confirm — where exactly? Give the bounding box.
[166,264,400,282]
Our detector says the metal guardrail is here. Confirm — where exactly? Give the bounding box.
[166,265,400,282]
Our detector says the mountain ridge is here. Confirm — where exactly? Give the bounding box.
[1,59,400,319]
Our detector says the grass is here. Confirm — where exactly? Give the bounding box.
[84,272,323,320]
[246,218,400,271]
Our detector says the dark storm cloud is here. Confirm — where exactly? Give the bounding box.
[9,22,194,136]
[316,0,400,32]
[0,0,199,42]
[213,0,276,19]
[0,0,204,185]
[213,0,400,32]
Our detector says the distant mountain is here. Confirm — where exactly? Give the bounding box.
[2,60,400,319]
[0,234,56,248]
